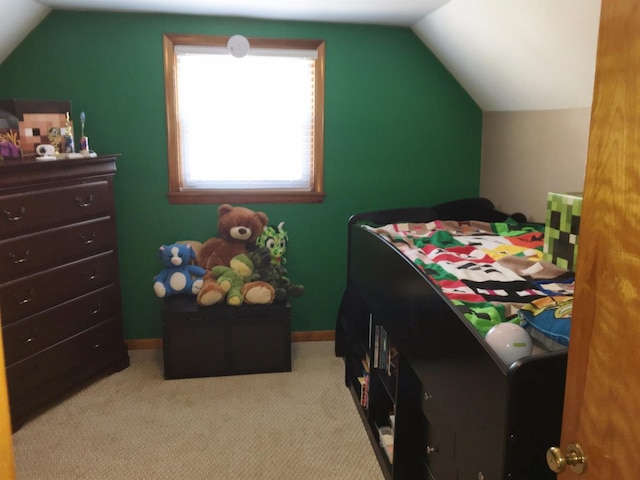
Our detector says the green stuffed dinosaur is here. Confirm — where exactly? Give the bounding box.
[251,222,305,302]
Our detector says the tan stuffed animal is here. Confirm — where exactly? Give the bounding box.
[195,204,270,306]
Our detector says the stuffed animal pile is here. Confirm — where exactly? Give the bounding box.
[152,204,304,306]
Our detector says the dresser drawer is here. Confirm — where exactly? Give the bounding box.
[6,318,124,400]
[2,285,120,366]
[0,252,117,325]
[0,180,111,240]
[0,217,116,283]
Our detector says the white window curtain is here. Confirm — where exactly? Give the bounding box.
[175,45,317,190]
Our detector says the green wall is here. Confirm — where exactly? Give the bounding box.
[0,11,482,339]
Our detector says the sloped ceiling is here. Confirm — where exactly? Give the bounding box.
[0,0,50,65]
[413,0,601,111]
[0,0,601,112]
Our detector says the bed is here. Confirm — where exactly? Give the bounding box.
[336,197,569,480]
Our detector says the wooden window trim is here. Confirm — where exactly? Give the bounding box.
[162,33,325,204]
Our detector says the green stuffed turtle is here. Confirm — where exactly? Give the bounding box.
[211,254,254,306]
[198,253,275,306]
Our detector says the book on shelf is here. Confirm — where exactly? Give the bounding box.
[372,324,397,376]
[365,374,369,407]
[379,327,388,372]
[373,325,380,368]
[361,356,370,373]
[388,345,398,377]
[357,374,369,407]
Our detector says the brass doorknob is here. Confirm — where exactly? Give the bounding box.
[546,443,587,474]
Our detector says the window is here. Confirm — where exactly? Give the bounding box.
[162,34,325,204]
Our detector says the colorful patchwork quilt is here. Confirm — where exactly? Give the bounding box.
[366,219,573,347]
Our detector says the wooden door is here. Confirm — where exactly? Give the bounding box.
[557,0,640,478]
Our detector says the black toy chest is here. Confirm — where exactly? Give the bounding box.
[162,296,291,379]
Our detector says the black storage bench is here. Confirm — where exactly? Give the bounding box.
[161,295,291,379]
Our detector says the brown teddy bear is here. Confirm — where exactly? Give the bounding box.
[193,204,271,306]
[197,204,269,270]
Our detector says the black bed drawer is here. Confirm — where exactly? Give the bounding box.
[422,413,456,480]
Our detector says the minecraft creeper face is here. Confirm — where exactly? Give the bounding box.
[543,192,582,271]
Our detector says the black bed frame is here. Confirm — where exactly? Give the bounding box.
[336,198,567,480]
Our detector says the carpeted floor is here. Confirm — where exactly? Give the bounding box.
[12,341,385,480]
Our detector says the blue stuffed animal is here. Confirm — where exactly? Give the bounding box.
[153,243,207,297]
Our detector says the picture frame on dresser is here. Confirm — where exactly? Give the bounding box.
[0,98,74,157]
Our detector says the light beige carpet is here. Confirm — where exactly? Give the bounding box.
[12,341,385,480]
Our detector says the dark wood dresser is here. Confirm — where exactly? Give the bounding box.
[0,155,130,430]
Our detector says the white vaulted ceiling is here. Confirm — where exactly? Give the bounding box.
[0,0,601,112]
[413,1,601,111]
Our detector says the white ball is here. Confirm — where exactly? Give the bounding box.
[485,322,533,366]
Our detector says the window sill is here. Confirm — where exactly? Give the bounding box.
[167,190,325,204]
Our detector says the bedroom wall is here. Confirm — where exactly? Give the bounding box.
[0,10,482,339]
[480,108,591,222]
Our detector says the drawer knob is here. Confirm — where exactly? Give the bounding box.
[14,289,34,305]
[84,270,99,281]
[93,333,105,349]
[424,392,433,400]
[75,194,94,207]
[91,302,102,315]
[80,232,96,245]
[3,206,26,222]
[426,445,439,455]
[9,249,30,264]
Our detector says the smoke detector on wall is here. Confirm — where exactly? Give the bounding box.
[227,35,250,58]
